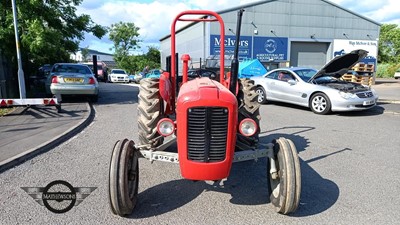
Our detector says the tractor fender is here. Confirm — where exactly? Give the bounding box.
[159,72,173,114]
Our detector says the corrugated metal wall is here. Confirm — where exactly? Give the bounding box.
[160,0,380,70]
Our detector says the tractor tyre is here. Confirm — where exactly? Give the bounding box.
[236,79,261,150]
[137,78,164,147]
[108,139,139,216]
[267,137,301,214]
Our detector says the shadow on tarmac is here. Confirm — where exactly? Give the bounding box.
[126,126,342,218]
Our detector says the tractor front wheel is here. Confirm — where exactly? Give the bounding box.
[267,137,301,214]
[108,139,139,216]
[138,78,164,147]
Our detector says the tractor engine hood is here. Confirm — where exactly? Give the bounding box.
[310,49,368,81]
[176,77,238,181]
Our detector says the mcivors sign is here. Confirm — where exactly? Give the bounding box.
[210,35,252,59]
[210,35,288,62]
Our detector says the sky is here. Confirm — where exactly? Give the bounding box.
[76,0,400,54]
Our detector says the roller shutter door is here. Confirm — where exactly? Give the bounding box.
[290,42,329,70]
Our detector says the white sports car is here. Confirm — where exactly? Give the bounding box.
[251,49,379,115]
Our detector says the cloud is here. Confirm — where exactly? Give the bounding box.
[77,0,400,54]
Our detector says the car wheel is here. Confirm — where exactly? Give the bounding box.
[310,93,331,115]
[256,87,267,104]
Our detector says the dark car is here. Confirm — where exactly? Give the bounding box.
[188,69,217,80]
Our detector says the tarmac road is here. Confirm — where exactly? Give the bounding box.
[0,80,400,224]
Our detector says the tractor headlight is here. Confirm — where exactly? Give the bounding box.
[239,118,257,137]
[157,118,175,136]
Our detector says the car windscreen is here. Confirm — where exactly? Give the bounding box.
[52,64,92,75]
[293,69,317,82]
[112,70,126,74]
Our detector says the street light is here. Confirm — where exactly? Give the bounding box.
[11,0,26,99]
[251,21,258,59]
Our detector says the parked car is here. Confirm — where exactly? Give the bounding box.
[251,49,379,115]
[129,73,143,83]
[108,69,129,83]
[128,74,135,83]
[47,63,99,102]
[144,69,162,79]
[394,69,400,79]
[82,61,108,82]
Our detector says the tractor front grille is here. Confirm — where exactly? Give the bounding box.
[187,107,228,162]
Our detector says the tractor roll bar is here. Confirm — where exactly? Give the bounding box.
[170,10,226,93]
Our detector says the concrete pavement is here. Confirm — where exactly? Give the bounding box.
[0,78,398,172]
[0,102,94,172]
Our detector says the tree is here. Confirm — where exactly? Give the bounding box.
[378,24,400,63]
[81,46,90,62]
[0,0,107,70]
[146,46,161,64]
[109,22,141,70]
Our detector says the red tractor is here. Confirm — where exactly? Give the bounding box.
[108,9,301,216]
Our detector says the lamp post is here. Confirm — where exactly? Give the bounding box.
[251,21,257,59]
[11,0,26,99]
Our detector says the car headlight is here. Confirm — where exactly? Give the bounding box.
[370,88,377,96]
[339,91,356,99]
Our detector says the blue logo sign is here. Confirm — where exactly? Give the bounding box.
[253,37,288,62]
[209,35,288,62]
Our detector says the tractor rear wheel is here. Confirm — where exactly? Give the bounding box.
[236,79,261,150]
[138,78,164,147]
[267,137,301,214]
[108,139,139,216]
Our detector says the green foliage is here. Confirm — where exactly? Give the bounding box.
[378,24,400,63]
[108,22,160,73]
[376,63,400,78]
[0,0,107,72]
[109,22,142,72]
[109,22,141,56]
[81,46,90,61]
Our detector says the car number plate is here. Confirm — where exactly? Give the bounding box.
[64,78,83,83]
[363,100,375,105]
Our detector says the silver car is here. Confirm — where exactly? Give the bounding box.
[48,63,99,102]
[251,49,379,115]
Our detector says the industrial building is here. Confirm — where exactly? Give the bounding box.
[159,0,380,71]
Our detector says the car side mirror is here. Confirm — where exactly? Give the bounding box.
[287,79,296,85]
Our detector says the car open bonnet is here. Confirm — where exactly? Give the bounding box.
[310,49,368,80]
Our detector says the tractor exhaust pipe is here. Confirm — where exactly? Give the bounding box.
[229,9,244,94]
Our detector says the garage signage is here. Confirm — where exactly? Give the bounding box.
[210,35,288,62]
[333,39,378,68]
[253,37,288,62]
[210,35,252,59]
